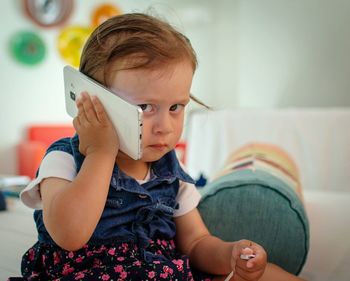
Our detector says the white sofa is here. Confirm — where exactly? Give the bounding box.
[1,108,349,280]
[185,108,350,281]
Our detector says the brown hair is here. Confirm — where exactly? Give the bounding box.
[80,13,197,83]
[79,13,210,109]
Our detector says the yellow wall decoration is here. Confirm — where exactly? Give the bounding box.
[57,25,92,68]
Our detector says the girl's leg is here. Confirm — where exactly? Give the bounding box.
[212,263,306,281]
[260,263,306,281]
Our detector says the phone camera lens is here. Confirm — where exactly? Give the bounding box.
[70,91,76,101]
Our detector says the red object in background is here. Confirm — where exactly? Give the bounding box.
[17,125,75,179]
[175,141,187,164]
[17,126,186,179]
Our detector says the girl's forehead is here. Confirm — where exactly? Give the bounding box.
[110,60,192,78]
[108,62,193,103]
[110,62,193,90]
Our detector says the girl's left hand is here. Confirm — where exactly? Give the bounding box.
[230,239,267,281]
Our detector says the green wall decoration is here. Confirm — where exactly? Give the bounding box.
[9,31,46,65]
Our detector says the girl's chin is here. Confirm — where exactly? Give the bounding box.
[140,148,171,162]
[117,147,173,162]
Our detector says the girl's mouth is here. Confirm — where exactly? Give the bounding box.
[149,144,167,150]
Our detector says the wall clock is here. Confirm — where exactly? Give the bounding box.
[23,0,74,28]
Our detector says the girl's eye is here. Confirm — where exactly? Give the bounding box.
[169,104,184,112]
[138,104,153,113]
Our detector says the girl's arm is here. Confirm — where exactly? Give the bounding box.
[40,93,119,251]
[175,208,241,275]
[174,208,306,281]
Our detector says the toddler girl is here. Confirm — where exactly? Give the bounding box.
[14,13,305,281]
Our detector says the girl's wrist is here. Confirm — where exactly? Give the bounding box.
[85,149,118,160]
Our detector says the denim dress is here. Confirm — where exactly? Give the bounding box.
[18,135,212,281]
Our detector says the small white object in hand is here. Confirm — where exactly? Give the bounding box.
[224,250,256,280]
[240,253,256,260]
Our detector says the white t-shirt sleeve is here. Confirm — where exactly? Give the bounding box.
[20,151,200,215]
[174,181,201,217]
[20,151,76,210]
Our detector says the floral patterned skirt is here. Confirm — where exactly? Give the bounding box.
[11,239,212,281]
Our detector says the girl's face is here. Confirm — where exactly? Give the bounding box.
[109,61,194,162]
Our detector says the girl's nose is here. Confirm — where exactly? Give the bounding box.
[152,113,173,135]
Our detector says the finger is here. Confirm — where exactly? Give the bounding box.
[245,244,266,269]
[233,240,253,260]
[91,95,110,124]
[82,93,98,123]
[231,240,250,269]
[240,248,255,269]
[241,247,254,256]
[236,239,253,252]
[73,116,80,130]
[241,239,253,248]
[76,93,88,124]
[235,258,264,279]
[236,258,256,273]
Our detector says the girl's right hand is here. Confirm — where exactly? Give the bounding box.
[230,239,267,281]
[73,92,119,157]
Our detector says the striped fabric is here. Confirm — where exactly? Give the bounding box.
[213,143,303,200]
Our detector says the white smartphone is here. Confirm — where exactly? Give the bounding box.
[63,65,143,160]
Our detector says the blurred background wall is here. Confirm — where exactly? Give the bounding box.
[1,0,350,175]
